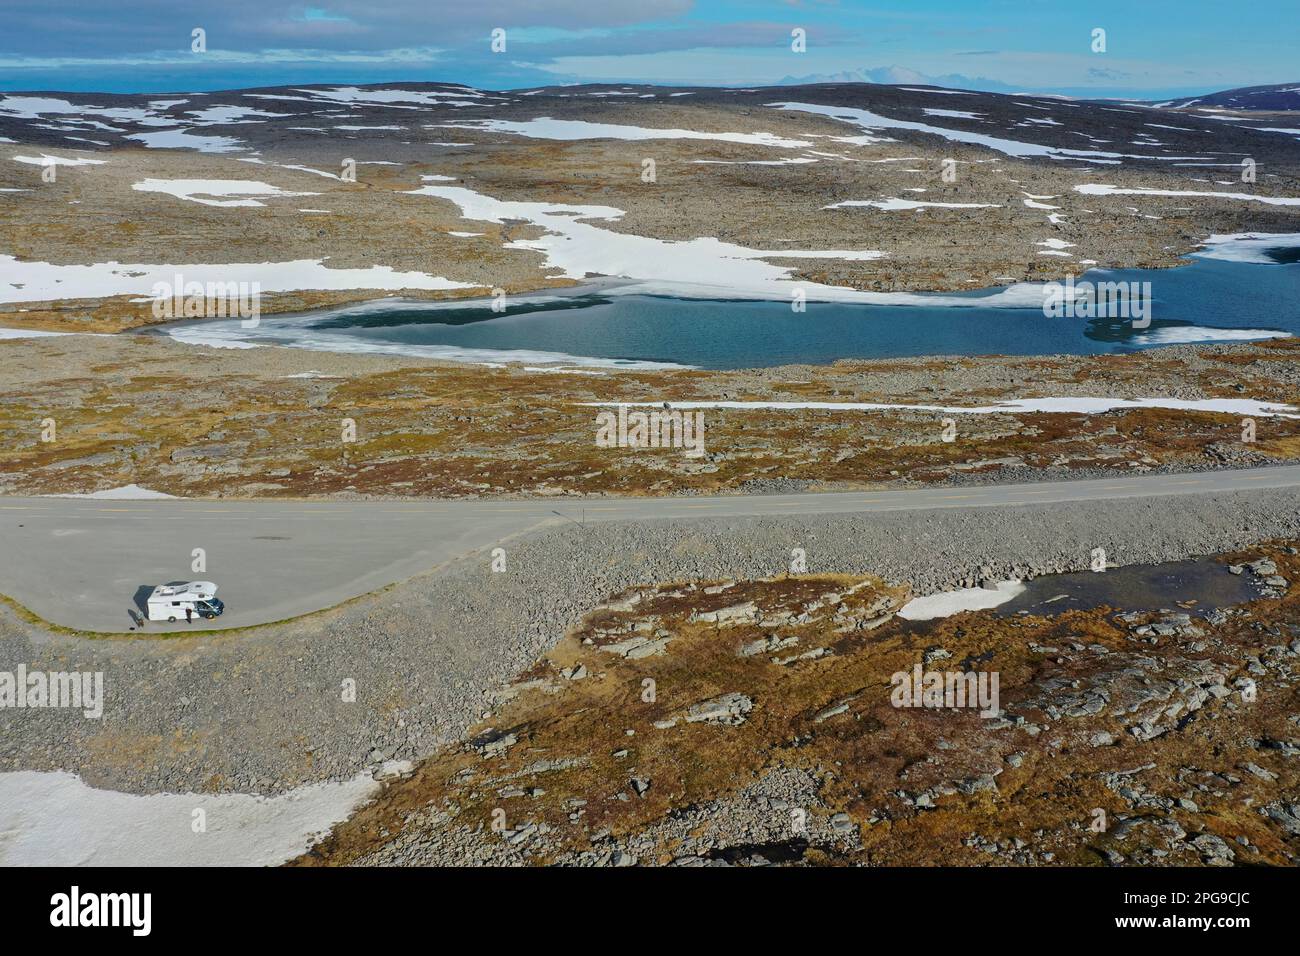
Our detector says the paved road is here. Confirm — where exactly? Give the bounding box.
[2,464,1299,633]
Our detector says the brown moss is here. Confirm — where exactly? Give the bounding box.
[295,545,1300,868]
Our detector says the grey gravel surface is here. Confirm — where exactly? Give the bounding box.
[6,465,1300,632]
[3,487,1300,797]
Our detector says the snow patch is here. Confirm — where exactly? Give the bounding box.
[51,484,177,500]
[1074,183,1300,207]
[132,178,318,207]
[0,326,74,340]
[1192,232,1300,264]
[298,86,490,107]
[922,108,983,120]
[411,182,1099,309]
[1140,326,1291,345]
[0,95,159,123]
[770,101,1129,161]
[0,255,477,306]
[898,581,1025,621]
[432,116,812,149]
[184,105,288,125]
[125,128,247,153]
[827,197,1000,211]
[0,770,376,866]
[12,153,106,167]
[587,397,1299,418]
[408,180,893,301]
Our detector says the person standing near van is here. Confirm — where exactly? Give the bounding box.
[186,606,193,623]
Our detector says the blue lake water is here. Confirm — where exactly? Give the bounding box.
[172,254,1300,369]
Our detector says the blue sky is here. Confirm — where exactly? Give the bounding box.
[0,1,1295,97]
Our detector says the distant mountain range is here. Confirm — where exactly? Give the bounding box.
[777,65,1016,94]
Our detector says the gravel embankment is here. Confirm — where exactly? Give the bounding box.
[4,488,1300,796]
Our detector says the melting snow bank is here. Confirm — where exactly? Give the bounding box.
[124,128,246,153]
[164,287,685,368]
[768,102,1130,161]
[168,313,690,370]
[586,397,1299,418]
[432,116,812,149]
[48,484,177,500]
[899,581,1026,621]
[1074,183,1300,207]
[1193,232,1300,264]
[0,770,378,866]
[132,178,319,207]
[0,326,74,339]
[827,198,1002,211]
[409,180,1055,307]
[1140,326,1290,345]
[0,255,477,306]
[11,152,107,167]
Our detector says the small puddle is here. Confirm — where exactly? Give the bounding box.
[703,838,810,865]
[993,556,1260,617]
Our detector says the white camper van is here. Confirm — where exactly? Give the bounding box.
[146,581,224,622]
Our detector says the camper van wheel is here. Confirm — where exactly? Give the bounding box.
[168,616,176,623]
